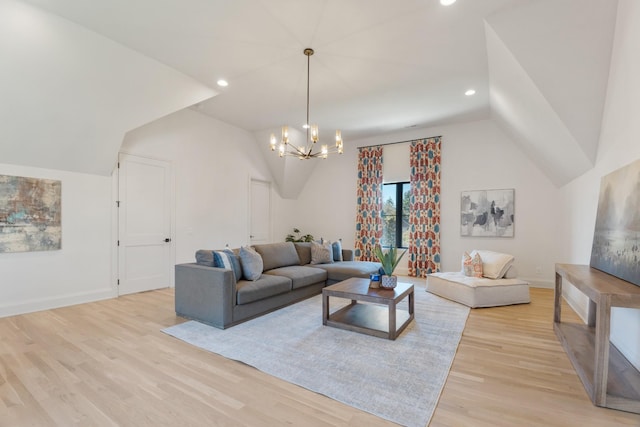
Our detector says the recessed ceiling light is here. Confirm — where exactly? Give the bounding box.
[217,79,229,87]
[440,0,457,6]
[302,124,310,129]
[465,89,476,96]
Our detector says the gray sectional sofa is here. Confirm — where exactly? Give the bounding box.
[175,241,381,329]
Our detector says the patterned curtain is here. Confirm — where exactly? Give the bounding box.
[408,137,441,277]
[354,146,384,261]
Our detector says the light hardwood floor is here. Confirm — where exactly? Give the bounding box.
[1,283,640,427]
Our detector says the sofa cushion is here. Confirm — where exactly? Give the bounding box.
[195,249,215,267]
[314,261,381,283]
[294,242,312,265]
[253,242,300,271]
[213,249,243,282]
[236,275,292,305]
[240,246,263,281]
[264,266,328,290]
[311,240,333,264]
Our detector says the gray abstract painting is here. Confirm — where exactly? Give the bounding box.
[590,159,640,287]
[460,189,514,237]
[0,175,61,253]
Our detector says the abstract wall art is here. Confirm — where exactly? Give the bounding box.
[0,174,61,253]
[460,188,514,237]
[590,159,640,287]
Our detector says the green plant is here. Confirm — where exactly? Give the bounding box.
[285,228,314,243]
[373,244,407,276]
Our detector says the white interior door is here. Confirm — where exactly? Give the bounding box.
[118,153,172,295]
[250,179,271,244]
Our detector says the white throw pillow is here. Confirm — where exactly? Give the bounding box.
[311,241,333,264]
[503,264,518,279]
[471,250,514,279]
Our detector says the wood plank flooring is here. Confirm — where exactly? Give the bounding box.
[1,282,640,426]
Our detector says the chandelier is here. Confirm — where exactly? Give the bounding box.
[269,48,344,159]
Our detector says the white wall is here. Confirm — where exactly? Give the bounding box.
[0,163,114,317]
[291,119,561,286]
[0,0,214,176]
[121,108,293,263]
[560,0,640,370]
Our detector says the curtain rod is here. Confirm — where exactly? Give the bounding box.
[356,135,442,149]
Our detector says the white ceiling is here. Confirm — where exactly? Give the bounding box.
[23,0,527,139]
[11,0,619,187]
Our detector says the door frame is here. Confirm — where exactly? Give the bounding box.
[248,177,272,245]
[113,151,176,294]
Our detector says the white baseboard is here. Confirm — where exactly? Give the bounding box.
[0,288,117,318]
[517,276,554,289]
[562,290,589,324]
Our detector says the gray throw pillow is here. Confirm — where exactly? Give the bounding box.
[311,241,333,265]
[195,249,215,267]
[240,246,263,281]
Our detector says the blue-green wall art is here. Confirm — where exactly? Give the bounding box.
[0,174,61,253]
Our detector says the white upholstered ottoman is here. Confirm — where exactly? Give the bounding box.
[426,271,530,308]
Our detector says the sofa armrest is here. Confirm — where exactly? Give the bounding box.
[341,249,354,261]
[175,263,236,329]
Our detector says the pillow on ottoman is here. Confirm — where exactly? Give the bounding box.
[462,251,483,278]
[471,250,514,279]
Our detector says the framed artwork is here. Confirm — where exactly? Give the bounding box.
[460,188,514,237]
[0,174,61,253]
[590,159,640,287]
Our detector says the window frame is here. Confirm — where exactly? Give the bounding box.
[381,181,410,249]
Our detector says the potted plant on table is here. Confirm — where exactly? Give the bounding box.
[373,244,407,289]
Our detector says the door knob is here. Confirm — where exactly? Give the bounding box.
[164,238,171,243]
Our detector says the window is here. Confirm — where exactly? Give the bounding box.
[381,182,411,248]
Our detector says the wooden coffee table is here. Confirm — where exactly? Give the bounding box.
[322,277,414,340]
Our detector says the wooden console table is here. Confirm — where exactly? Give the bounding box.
[554,264,640,414]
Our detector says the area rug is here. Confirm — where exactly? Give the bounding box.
[162,286,469,427]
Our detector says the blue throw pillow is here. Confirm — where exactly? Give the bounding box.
[321,238,343,262]
[332,240,343,262]
[213,249,243,282]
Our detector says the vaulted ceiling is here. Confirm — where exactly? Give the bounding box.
[2,0,618,192]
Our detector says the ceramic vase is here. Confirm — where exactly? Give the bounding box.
[380,275,398,289]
